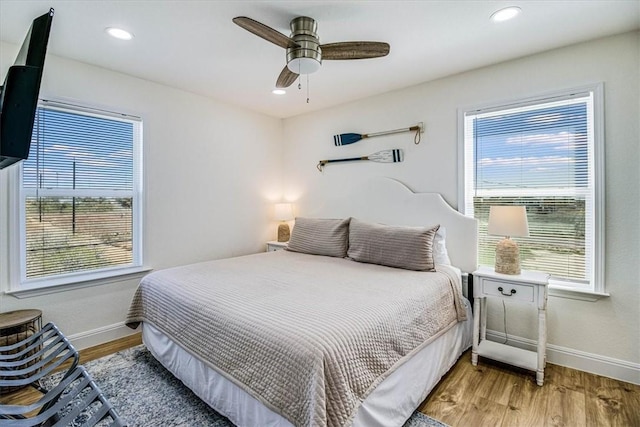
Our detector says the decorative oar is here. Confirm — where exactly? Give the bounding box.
[333,123,423,146]
[317,149,403,171]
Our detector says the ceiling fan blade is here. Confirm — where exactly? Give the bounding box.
[321,42,390,60]
[276,66,299,88]
[233,16,299,49]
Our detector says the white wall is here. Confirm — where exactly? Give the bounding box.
[282,32,640,382]
[0,42,284,346]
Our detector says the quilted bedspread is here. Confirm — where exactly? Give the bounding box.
[126,250,466,427]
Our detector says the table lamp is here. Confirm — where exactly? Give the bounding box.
[274,203,293,242]
[487,205,529,275]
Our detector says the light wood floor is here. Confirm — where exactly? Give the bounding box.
[3,334,639,427]
[421,350,640,427]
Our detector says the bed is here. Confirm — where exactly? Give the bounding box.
[126,178,477,427]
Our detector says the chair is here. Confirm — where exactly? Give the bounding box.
[0,322,125,426]
[1,322,79,393]
[0,365,125,426]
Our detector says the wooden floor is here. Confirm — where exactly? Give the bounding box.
[3,335,639,427]
[420,350,640,427]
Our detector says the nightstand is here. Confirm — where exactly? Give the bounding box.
[472,266,549,386]
[266,241,288,252]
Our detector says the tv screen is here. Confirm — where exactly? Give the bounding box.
[0,8,54,169]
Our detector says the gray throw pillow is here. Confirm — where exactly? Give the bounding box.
[348,218,440,271]
[286,217,350,258]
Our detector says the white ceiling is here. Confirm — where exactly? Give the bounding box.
[1,1,639,119]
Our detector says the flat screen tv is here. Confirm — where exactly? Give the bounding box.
[0,8,54,169]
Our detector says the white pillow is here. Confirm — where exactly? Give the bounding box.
[433,227,451,265]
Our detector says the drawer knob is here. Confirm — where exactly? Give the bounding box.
[498,286,516,296]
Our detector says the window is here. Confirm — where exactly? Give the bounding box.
[10,100,143,291]
[460,85,604,293]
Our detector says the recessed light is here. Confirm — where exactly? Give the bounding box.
[272,89,286,95]
[490,6,521,22]
[105,27,134,40]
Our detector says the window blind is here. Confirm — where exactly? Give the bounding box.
[463,93,595,288]
[21,105,141,280]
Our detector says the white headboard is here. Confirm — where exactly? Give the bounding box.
[307,177,478,273]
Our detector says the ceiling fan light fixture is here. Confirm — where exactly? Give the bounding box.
[287,57,322,75]
[286,22,322,75]
[490,6,521,22]
[272,89,286,95]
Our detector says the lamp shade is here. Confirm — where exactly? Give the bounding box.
[274,203,293,221]
[487,206,529,238]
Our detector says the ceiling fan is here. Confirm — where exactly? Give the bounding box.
[233,16,390,88]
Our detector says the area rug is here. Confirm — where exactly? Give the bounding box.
[43,345,448,427]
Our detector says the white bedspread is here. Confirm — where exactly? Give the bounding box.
[126,250,466,427]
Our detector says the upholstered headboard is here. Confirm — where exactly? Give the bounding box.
[307,177,478,273]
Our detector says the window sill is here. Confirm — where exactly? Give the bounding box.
[5,266,152,299]
[548,285,609,302]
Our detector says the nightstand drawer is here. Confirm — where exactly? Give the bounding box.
[266,241,288,252]
[482,279,535,302]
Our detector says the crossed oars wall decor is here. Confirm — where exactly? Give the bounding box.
[318,123,422,171]
[333,122,423,146]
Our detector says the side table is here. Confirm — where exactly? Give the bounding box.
[0,309,43,393]
[472,266,549,386]
[0,309,43,343]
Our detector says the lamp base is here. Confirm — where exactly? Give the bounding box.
[277,223,290,242]
[495,237,521,275]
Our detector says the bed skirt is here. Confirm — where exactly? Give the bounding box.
[142,299,473,427]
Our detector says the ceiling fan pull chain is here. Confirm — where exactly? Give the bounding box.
[307,74,310,103]
[298,61,302,90]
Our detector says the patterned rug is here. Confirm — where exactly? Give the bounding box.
[44,345,448,427]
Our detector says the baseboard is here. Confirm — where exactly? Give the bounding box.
[66,321,140,351]
[485,329,640,385]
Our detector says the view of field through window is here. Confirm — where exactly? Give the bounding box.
[22,106,137,280]
[25,197,133,278]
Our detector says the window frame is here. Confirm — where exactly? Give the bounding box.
[7,99,147,297]
[457,83,606,296]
